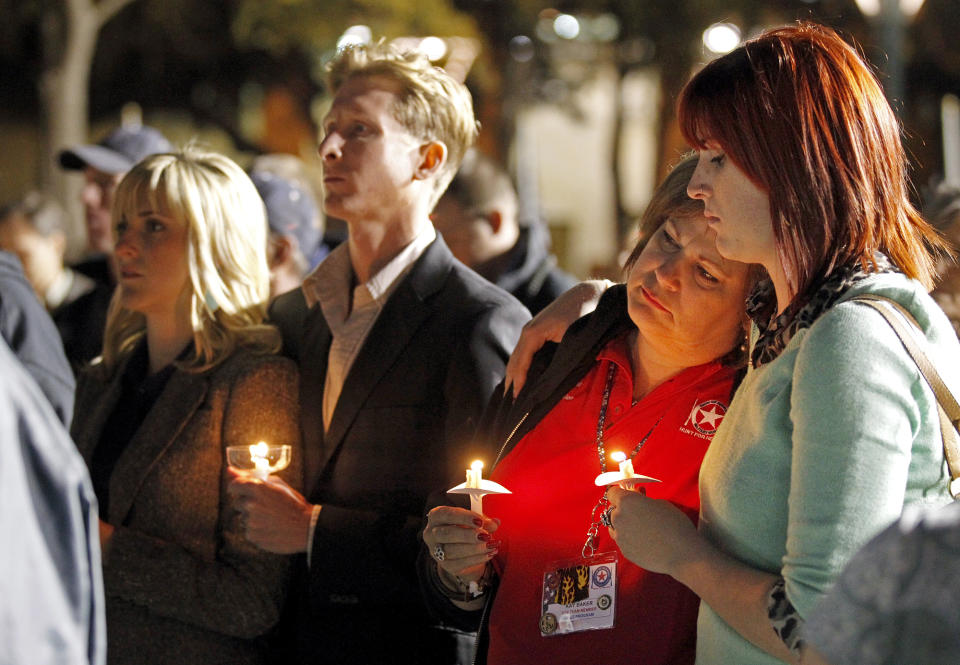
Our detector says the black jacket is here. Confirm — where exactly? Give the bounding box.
[419,285,633,663]
[268,235,529,664]
[492,223,577,316]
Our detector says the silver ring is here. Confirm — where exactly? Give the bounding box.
[600,506,613,528]
[434,544,445,562]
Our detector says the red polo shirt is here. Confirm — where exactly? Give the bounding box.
[483,334,736,665]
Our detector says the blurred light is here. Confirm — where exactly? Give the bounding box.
[542,78,567,102]
[337,25,372,50]
[509,35,535,62]
[536,17,558,43]
[617,37,655,65]
[553,14,580,40]
[703,22,741,55]
[591,13,620,42]
[419,36,447,61]
[854,0,926,16]
[900,0,925,17]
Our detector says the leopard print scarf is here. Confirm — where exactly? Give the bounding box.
[747,254,898,368]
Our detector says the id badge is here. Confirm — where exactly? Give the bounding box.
[539,552,617,636]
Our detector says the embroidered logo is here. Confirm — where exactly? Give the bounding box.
[592,565,612,588]
[680,399,727,439]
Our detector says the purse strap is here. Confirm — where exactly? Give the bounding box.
[852,294,960,499]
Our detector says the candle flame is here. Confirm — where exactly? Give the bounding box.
[471,460,484,471]
[251,441,269,459]
[610,451,626,463]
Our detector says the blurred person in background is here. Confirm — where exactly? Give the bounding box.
[249,155,327,298]
[70,148,302,665]
[431,148,577,314]
[0,191,104,369]
[923,179,960,335]
[59,124,173,264]
[0,248,75,425]
[802,501,960,665]
[0,334,105,665]
[0,191,94,312]
[56,124,174,369]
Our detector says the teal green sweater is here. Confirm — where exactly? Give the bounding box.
[696,273,959,665]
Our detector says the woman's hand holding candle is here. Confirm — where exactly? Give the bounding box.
[423,505,499,584]
[606,486,700,576]
[227,469,314,554]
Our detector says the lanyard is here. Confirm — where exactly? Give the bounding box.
[582,361,661,558]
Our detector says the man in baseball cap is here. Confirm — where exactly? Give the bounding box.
[250,168,327,299]
[59,124,172,257]
[56,124,172,370]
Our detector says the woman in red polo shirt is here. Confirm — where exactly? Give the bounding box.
[421,153,757,665]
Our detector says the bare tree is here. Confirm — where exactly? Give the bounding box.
[38,0,137,226]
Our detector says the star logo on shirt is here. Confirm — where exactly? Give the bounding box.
[684,399,728,435]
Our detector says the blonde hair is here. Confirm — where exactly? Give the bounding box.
[101,148,280,375]
[327,42,479,208]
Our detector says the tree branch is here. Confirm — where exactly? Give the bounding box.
[95,0,137,29]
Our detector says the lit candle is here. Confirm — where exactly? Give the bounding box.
[250,441,271,481]
[448,459,511,516]
[467,460,484,513]
[466,460,483,489]
[610,451,635,479]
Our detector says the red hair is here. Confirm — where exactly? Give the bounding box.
[678,22,943,301]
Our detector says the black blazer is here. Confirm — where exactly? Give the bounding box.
[269,235,529,662]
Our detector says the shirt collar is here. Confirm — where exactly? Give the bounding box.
[301,223,436,310]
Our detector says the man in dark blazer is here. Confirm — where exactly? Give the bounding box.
[229,42,529,664]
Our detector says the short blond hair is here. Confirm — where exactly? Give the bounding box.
[101,147,280,375]
[327,42,479,208]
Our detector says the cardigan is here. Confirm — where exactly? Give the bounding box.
[71,346,302,665]
[695,272,960,665]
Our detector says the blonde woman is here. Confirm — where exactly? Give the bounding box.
[70,148,301,665]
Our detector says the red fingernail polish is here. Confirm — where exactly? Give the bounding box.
[477,532,490,542]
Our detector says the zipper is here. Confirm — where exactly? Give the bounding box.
[470,590,493,665]
[492,412,529,468]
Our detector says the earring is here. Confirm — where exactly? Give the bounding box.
[204,290,219,312]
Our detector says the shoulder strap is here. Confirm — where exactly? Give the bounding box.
[851,294,960,499]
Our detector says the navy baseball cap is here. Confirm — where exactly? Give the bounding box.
[59,125,173,174]
[250,170,324,268]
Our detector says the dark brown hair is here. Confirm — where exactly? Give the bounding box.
[622,152,702,271]
[679,22,944,303]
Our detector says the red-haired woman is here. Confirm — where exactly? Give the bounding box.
[597,22,960,665]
